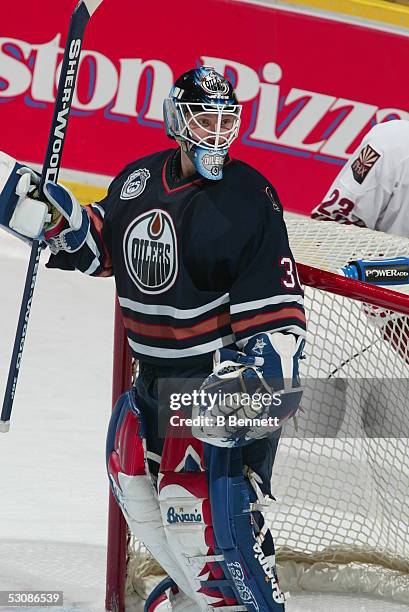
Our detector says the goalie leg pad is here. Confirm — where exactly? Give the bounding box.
[242,433,281,497]
[158,434,247,610]
[206,444,287,611]
[105,390,199,604]
[145,577,199,611]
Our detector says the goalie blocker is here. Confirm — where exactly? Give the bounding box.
[0,151,90,253]
[0,153,49,243]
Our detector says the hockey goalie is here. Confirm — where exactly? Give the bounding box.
[0,67,305,610]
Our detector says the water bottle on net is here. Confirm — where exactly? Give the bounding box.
[340,256,409,326]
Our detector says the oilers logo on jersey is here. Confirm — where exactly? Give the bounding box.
[123,209,178,294]
[120,168,151,200]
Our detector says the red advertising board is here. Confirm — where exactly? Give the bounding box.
[1,0,408,213]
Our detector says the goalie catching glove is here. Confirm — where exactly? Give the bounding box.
[192,332,304,447]
[0,151,89,253]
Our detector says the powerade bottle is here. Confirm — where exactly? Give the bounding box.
[340,257,409,286]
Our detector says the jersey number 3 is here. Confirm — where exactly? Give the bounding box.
[280,257,300,289]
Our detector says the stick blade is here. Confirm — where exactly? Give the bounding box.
[82,0,104,16]
[0,420,10,433]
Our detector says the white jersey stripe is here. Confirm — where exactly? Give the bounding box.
[85,230,101,259]
[231,294,304,315]
[127,334,235,358]
[90,202,105,218]
[236,324,306,349]
[119,293,229,319]
[83,257,100,276]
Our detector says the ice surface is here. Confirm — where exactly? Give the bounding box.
[0,231,113,611]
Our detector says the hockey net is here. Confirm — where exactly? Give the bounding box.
[106,218,409,610]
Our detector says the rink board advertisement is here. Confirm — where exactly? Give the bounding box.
[1,0,409,214]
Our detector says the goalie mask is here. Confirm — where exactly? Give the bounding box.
[163,67,242,180]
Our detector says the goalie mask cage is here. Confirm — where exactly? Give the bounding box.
[106,218,409,611]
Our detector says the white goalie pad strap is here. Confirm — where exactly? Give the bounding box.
[154,593,198,611]
[186,554,225,565]
[267,332,304,388]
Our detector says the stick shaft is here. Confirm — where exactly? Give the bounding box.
[1,1,102,428]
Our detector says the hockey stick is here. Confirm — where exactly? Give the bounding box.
[0,0,104,433]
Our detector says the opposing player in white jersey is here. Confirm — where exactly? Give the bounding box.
[312,119,409,445]
[311,119,409,236]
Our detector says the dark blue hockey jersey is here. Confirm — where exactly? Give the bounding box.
[48,149,305,366]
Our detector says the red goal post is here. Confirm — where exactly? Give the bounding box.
[106,218,409,610]
[106,298,132,612]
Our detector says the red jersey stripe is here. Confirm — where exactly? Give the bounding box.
[232,307,306,334]
[124,311,231,340]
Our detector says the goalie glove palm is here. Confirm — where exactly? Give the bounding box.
[192,332,304,447]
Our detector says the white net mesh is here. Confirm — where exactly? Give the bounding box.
[286,216,409,281]
[126,218,409,604]
[274,218,409,602]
